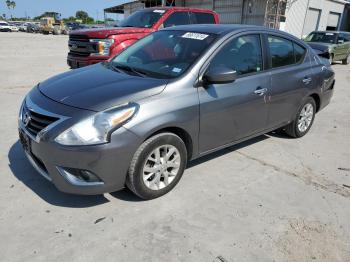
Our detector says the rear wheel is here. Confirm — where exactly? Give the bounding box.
[329,54,334,65]
[126,133,187,200]
[342,55,349,65]
[285,97,316,138]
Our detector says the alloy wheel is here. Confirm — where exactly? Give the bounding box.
[297,103,314,133]
[142,145,181,190]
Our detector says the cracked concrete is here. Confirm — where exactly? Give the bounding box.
[1,32,350,262]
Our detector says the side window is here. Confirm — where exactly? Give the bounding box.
[294,43,307,63]
[191,12,215,24]
[338,34,350,43]
[268,36,295,68]
[209,34,263,76]
[163,12,190,28]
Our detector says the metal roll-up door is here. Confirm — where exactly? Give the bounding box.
[327,12,340,29]
[302,8,321,37]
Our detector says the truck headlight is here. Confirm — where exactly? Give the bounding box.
[55,103,137,146]
[90,39,114,56]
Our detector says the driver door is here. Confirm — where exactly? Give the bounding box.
[198,34,270,153]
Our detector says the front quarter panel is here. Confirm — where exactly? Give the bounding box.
[124,74,200,159]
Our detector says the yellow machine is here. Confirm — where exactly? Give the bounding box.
[40,16,67,35]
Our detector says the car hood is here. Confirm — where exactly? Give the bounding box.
[305,42,334,51]
[70,27,154,38]
[38,63,168,112]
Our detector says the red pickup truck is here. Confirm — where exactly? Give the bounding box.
[67,7,219,68]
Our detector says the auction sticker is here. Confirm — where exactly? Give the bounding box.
[182,32,209,40]
[153,9,165,13]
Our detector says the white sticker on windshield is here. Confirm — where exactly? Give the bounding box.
[153,9,165,13]
[172,67,182,73]
[326,33,334,36]
[182,32,209,40]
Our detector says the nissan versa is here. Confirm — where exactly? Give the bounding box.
[18,25,335,199]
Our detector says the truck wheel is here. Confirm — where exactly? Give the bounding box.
[285,97,316,138]
[342,55,349,65]
[126,133,187,200]
[329,54,334,65]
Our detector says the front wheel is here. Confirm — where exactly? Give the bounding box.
[284,97,316,138]
[342,55,349,65]
[126,133,188,200]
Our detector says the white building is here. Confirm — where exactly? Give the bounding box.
[104,0,350,37]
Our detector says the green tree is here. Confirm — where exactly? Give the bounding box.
[5,0,16,19]
[75,10,89,23]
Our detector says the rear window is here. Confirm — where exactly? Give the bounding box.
[191,12,215,24]
[268,36,306,68]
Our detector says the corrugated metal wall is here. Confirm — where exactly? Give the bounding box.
[242,0,268,25]
[177,0,268,24]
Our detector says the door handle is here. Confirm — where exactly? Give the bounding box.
[303,77,312,85]
[254,87,267,96]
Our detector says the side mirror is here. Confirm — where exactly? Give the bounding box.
[338,39,344,44]
[203,66,238,85]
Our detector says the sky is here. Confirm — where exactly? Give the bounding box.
[0,0,126,19]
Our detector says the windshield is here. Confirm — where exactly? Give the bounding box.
[110,30,217,79]
[305,32,337,44]
[118,9,165,28]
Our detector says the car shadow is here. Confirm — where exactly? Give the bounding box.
[9,132,283,205]
[187,135,270,168]
[8,141,109,208]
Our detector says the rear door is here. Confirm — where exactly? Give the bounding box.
[266,34,313,129]
[198,33,270,153]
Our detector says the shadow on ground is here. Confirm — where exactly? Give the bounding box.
[8,131,287,206]
[8,141,109,208]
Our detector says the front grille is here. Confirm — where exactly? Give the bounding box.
[22,104,59,137]
[69,34,89,42]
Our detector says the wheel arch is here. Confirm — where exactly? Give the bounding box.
[309,93,321,112]
[144,126,194,161]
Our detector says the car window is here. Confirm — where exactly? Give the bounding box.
[190,12,215,24]
[209,34,263,76]
[304,32,337,44]
[112,30,217,79]
[268,36,295,68]
[294,43,306,63]
[119,9,165,28]
[338,34,350,43]
[163,12,190,28]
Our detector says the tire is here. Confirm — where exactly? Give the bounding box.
[285,97,316,138]
[328,53,334,65]
[126,132,188,200]
[342,55,349,65]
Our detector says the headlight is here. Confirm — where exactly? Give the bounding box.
[55,103,137,146]
[90,39,114,56]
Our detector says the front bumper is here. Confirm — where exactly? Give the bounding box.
[67,54,109,69]
[18,88,142,195]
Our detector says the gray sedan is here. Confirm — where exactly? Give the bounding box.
[19,25,335,199]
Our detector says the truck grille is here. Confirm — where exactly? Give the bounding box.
[69,34,97,56]
[21,104,59,137]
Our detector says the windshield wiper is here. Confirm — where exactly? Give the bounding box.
[112,63,148,77]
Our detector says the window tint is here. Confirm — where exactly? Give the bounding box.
[209,34,263,76]
[268,36,295,68]
[294,43,306,63]
[191,12,215,24]
[338,34,350,43]
[163,12,190,27]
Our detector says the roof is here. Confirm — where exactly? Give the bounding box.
[311,30,350,34]
[161,24,268,35]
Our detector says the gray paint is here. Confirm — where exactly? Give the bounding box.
[20,24,335,195]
